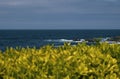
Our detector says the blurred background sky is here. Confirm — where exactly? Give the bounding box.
[0,0,120,29]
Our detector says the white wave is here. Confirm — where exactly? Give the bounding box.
[74,39,86,43]
[44,39,86,43]
[44,39,53,42]
[59,39,73,42]
[44,39,73,42]
[101,37,111,42]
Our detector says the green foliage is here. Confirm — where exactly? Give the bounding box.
[0,43,120,79]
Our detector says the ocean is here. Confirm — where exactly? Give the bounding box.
[0,30,120,51]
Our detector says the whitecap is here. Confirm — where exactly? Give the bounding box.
[44,39,87,43]
[44,39,73,42]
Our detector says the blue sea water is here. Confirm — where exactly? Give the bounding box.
[0,30,120,51]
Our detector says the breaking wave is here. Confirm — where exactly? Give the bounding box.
[44,39,85,43]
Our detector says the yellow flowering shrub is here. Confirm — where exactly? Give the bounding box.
[0,43,120,79]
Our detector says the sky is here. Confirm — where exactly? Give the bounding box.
[0,0,120,29]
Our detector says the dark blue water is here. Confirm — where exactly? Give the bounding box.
[0,30,120,51]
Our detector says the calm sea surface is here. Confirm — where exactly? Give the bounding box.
[0,30,120,51]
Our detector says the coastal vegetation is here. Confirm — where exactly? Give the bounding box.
[0,42,120,79]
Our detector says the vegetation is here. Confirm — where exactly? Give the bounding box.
[0,43,120,79]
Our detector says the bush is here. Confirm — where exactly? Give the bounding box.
[0,43,120,79]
